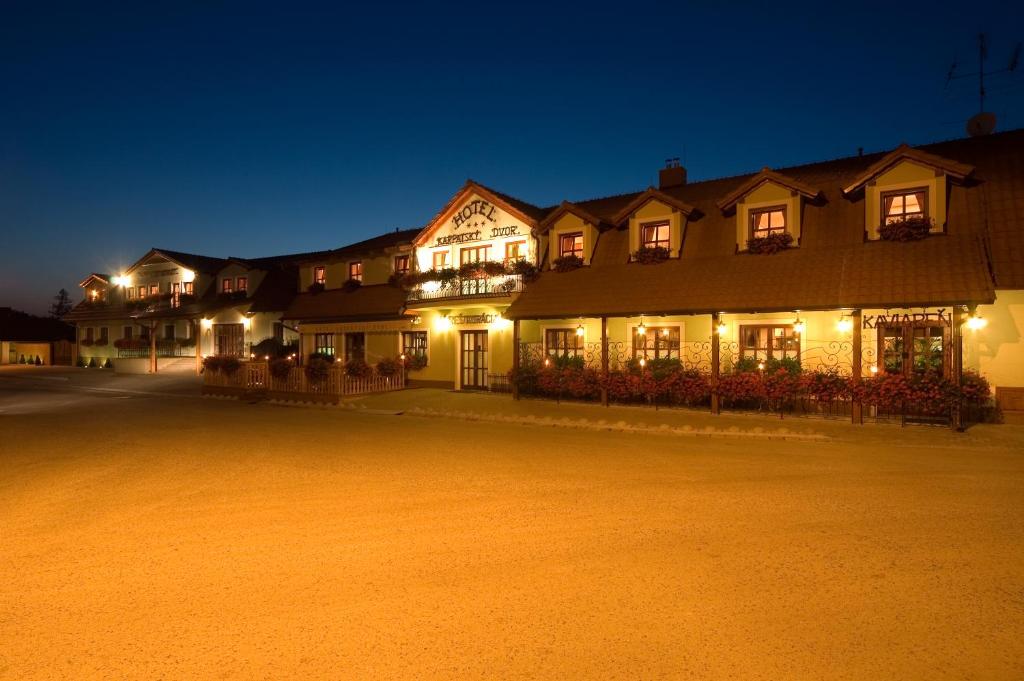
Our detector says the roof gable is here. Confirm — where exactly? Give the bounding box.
[842,144,975,195]
[413,180,543,246]
[538,201,607,233]
[611,187,696,225]
[716,168,822,212]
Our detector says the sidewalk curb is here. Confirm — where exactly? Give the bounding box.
[403,406,829,442]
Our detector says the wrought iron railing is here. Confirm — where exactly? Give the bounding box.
[408,274,524,302]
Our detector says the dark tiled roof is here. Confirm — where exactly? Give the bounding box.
[150,248,228,275]
[281,284,408,323]
[248,266,299,313]
[507,130,1024,318]
[291,229,421,264]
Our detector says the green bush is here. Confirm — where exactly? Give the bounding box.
[268,357,294,380]
[87,357,97,368]
[103,358,113,369]
[376,357,403,377]
[305,355,333,383]
[344,358,373,379]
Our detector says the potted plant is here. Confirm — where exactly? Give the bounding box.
[307,281,326,294]
[878,215,932,242]
[510,259,539,281]
[341,278,362,292]
[746,232,794,254]
[633,246,670,264]
[376,357,403,377]
[552,254,584,272]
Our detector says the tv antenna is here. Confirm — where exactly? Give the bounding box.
[945,33,1020,135]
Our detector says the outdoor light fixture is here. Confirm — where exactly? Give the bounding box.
[637,316,646,335]
[400,353,406,360]
[836,316,853,333]
[242,317,252,330]
[870,365,879,374]
[757,361,765,370]
[716,321,728,336]
[966,314,988,331]
[544,357,550,367]
[250,353,256,359]
[576,322,585,337]
[112,274,129,287]
[201,318,212,329]
[661,328,669,337]
[792,314,805,335]
[435,315,452,332]
[639,358,646,367]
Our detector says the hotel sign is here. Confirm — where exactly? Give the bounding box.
[862,310,952,329]
[433,198,523,247]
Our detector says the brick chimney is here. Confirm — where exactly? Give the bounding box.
[659,158,687,189]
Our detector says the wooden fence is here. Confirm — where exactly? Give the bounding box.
[203,361,405,402]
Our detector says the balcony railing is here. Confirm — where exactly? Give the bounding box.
[407,274,524,302]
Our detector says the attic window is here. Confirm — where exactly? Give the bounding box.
[221,278,233,293]
[314,266,326,285]
[750,206,787,239]
[236,277,247,292]
[640,221,670,250]
[882,188,927,225]
[559,232,584,259]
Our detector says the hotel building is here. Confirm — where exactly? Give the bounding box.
[65,129,1024,415]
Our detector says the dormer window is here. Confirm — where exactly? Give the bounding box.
[640,221,670,250]
[882,188,927,225]
[749,206,787,239]
[221,278,233,293]
[348,261,363,282]
[236,276,247,292]
[394,255,409,275]
[183,281,193,295]
[314,266,326,285]
[559,232,584,259]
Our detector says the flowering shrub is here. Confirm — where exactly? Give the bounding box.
[93,337,109,347]
[959,371,992,405]
[341,278,362,292]
[717,371,765,406]
[633,246,670,264]
[403,353,428,371]
[203,355,241,375]
[268,358,293,380]
[799,370,851,402]
[80,338,94,347]
[746,232,793,254]
[305,355,332,383]
[344,358,373,379]
[376,357,403,377]
[878,215,932,242]
[307,282,326,294]
[510,259,539,281]
[552,255,584,272]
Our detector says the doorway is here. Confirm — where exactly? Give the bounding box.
[460,330,488,389]
[878,323,948,376]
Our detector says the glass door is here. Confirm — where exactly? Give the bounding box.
[879,324,946,376]
[460,331,488,389]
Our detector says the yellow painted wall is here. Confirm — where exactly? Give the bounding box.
[735,181,802,250]
[417,193,535,273]
[971,290,1024,389]
[299,249,409,290]
[864,161,947,240]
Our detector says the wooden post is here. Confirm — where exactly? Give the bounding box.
[710,312,721,415]
[601,316,609,407]
[194,319,202,374]
[149,322,157,374]
[851,309,863,424]
[512,318,521,401]
[951,305,964,432]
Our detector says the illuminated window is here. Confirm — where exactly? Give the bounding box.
[433,251,449,269]
[749,207,787,239]
[401,331,428,362]
[740,325,799,361]
[505,241,526,262]
[460,245,490,265]
[545,329,583,358]
[394,255,409,274]
[632,326,680,360]
[348,261,363,282]
[640,222,670,249]
[221,278,233,293]
[137,286,146,298]
[149,284,159,296]
[236,277,247,292]
[313,266,326,285]
[559,232,584,259]
[882,188,927,225]
[313,333,335,357]
[183,281,193,295]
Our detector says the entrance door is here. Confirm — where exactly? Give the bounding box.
[213,323,245,357]
[460,330,488,389]
[879,323,947,376]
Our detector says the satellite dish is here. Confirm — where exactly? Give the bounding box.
[967,112,997,137]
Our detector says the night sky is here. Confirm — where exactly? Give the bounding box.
[2,1,1022,314]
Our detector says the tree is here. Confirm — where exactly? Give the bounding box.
[49,289,73,318]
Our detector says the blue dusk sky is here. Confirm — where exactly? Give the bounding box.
[2,1,1023,314]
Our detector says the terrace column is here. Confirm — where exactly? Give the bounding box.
[710,313,721,415]
[193,319,202,375]
[149,322,157,374]
[512,318,521,401]
[851,309,863,425]
[600,316,609,407]
[951,305,964,432]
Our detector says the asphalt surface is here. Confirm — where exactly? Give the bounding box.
[1,367,1022,679]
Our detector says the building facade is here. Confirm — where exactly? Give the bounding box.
[64,130,1024,413]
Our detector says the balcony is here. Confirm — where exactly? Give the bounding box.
[407,274,524,303]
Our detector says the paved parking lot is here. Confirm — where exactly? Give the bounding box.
[1,367,1023,679]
